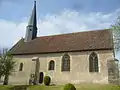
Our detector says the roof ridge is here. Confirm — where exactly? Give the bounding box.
[37,28,109,38]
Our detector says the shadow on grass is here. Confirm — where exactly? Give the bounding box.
[9,85,30,90]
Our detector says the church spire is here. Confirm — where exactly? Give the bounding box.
[28,1,37,27]
[25,1,37,42]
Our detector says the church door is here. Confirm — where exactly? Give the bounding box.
[39,72,44,84]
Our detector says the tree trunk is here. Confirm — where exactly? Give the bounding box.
[0,75,1,80]
[3,74,9,85]
[0,75,1,83]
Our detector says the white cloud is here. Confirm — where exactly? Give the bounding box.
[0,9,119,48]
[0,19,27,48]
[38,9,120,37]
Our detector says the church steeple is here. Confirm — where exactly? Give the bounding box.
[25,1,37,42]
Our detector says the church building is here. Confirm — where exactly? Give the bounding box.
[9,1,117,85]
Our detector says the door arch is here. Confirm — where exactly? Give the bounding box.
[39,72,44,84]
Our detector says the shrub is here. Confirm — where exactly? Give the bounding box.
[44,76,51,86]
[64,83,76,90]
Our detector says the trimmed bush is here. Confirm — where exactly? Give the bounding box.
[44,76,51,86]
[64,83,76,90]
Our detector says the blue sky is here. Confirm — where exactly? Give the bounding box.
[0,0,120,21]
[0,0,120,59]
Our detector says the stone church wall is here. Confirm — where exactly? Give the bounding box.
[8,50,114,85]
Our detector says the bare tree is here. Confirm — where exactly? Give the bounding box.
[111,16,120,53]
[110,16,120,84]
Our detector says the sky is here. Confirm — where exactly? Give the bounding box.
[0,0,120,59]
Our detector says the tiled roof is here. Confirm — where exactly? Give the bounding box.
[9,29,114,55]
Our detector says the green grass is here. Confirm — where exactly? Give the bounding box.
[28,84,120,90]
[74,84,120,90]
[0,85,12,90]
[0,84,119,90]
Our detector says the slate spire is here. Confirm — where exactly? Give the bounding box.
[25,1,37,42]
[28,1,37,27]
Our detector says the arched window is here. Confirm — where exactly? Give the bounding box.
[48,60,55,70]
[19,63,23,71]
[89,52,99,72]
[61,53,70,71]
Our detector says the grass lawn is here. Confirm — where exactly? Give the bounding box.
[0,84,120,90]
[0,85,13,90]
